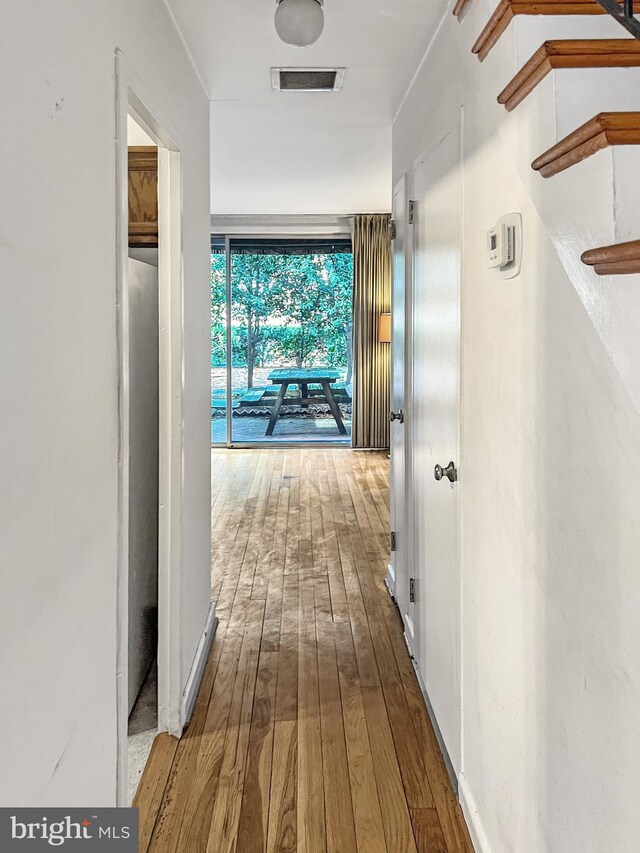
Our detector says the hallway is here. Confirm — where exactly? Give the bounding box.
[135,449,473,852]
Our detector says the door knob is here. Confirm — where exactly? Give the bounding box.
[434,461,457,483]
[389,409,404,423]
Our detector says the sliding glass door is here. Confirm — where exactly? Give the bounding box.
[211,236,353,446]
[210,238,228,445]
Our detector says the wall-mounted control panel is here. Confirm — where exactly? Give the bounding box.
[487,213,522,279]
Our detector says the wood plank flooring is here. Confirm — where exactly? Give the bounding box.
[136,449,473,852]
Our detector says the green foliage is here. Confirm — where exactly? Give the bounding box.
[210,249,353,386]
[210,323,249,367]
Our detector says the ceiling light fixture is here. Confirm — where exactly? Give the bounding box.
[275,0,324,48]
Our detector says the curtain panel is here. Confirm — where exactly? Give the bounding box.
[352,214,392,449]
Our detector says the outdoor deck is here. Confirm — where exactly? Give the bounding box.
[211,376,353,444]
[211,414,352,444]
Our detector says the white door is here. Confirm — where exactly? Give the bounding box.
[411,124,462,772]
[389,177,407,605]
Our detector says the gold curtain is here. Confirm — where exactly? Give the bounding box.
[352,214,392,449]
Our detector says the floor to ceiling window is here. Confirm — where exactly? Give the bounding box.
[211,236,354,445]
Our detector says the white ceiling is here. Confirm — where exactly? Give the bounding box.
[165,0,449,214]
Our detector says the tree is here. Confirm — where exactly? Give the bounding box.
[211,247,354,389]
[229,253,288,388]
[279,252,353,380]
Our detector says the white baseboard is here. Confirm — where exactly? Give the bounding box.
[459,772,491,853]
[181,600,217,726]
[410,657,458,794]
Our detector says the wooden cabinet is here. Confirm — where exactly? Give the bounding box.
[128,146,158,247]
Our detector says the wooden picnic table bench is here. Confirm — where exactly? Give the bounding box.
[265,367,347,436]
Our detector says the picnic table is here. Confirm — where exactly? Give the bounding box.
[265,367,347,436]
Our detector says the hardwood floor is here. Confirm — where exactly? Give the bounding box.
[135,449,473,852]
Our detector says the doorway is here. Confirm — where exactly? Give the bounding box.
[407,121,463,778]
[390,156,464,782]
[115,55,185,806]
[124,113,160,803]
[211,236,354,446]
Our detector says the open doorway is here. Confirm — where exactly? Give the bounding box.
[211,236,354,446]
[115,57,186,806]
[125,114,160,803]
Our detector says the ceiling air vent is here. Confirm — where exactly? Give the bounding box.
[271,67,346,92]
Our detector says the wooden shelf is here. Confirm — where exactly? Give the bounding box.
[581,238,640,274]
[473,0,608,61]
[498,39,640,111]
[532,112,640,176]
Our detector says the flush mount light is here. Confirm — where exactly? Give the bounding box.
[275,0,324,48]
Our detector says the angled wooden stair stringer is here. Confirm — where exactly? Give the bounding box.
[498,39,640,110]
[473,0,610,61]
[532,112,640,175]
[581,239,640,274]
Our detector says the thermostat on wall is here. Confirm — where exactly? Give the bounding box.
[487,213,522,279]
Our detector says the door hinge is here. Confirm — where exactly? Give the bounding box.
[390,531,397,552]
[390,220,397,240]
[408,200,416,225]
[409,577,416,603]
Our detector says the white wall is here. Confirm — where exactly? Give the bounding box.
[127,115,155,146]
[163,0,443,216]
[210,99,392,215]
[0,1,211,806]
[394,3,640,851]
[210,213,353,236]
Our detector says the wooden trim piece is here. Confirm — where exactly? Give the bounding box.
[128,146,158,170]
[129,223,160,248]
[582,239,640,275]
[498,40,640,110]
[129,223,159,236]
[532,112,640,176]
[498,42,552,104]
[582,238,640,264]
[453,0,473,17]
[473,0,607,61]
[129,235,161,248]
[475,4,515,60]
[594,260,640,274]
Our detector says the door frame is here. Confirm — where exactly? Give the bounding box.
[115,51,185,805]
[389,175,408,607]
[407,121,464,786]
[213,231,355,449]
[390,173,419,655]
[405,168,417,650]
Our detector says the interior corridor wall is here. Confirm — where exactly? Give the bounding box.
[0,1,211,805]
[393,4,640,851]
